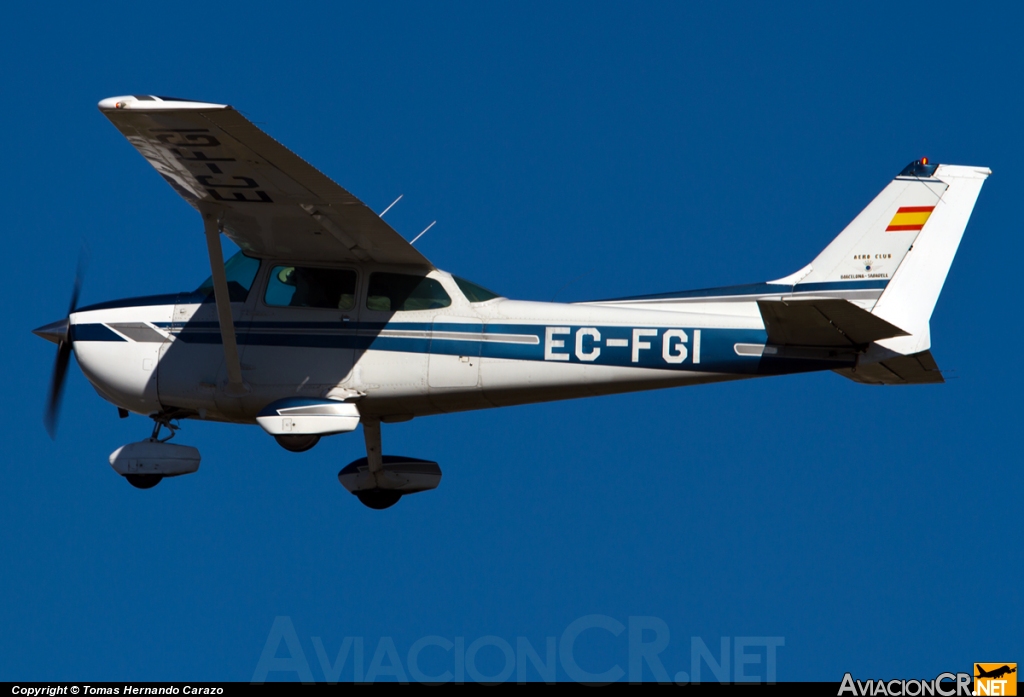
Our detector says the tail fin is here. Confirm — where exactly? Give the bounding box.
[772,160,991,355]
[869,163,990,354]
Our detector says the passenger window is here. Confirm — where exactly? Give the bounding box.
[366,273,452,312]
[265,266,357,310]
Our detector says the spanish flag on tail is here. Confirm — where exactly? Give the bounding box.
[886,206,935,231]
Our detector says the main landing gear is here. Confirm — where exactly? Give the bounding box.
[337,418,442,510]
[274,434,321,453]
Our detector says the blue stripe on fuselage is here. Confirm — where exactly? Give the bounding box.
[593,279,889,303]
[70,324,126,342]
[69,319,859,375]
[81,319,773,374]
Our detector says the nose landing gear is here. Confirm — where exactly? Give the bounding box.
[109,412,201,489]
[125,474,163,489]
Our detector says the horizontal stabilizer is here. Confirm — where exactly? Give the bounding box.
[758,299,909,347]
[834,350,944,385]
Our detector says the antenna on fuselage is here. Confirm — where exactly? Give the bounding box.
[379,194,403,217]
[410,221,436,245]
[550,268,595,302]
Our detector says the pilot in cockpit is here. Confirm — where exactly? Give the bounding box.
[275,266,355,310]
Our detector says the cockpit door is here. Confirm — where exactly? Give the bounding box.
[157,292,253,414]
[238,264,359,403]
[157,251,261,414]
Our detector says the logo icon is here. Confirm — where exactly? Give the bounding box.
[974,663,1017,696]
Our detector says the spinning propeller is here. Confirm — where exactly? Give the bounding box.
[33,253,86,438]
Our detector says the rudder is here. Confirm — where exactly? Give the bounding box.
[869,163,990,355]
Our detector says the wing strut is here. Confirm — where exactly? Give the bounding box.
[202,213,247,395]
[362,418,383,475]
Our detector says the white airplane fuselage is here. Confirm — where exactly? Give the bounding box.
[71,263,807,426]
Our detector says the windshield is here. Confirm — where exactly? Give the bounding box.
[453,276,501,303]
[196,251,261,302]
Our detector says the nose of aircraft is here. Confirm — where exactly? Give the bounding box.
[33,318,69,345]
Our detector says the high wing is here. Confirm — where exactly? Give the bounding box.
[98,95,431,268]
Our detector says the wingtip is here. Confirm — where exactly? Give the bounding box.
[98,95,229,111]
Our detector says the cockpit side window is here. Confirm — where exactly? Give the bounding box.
[264,266,357,310]
[366,273,451,312]
[196,251,261,302]
[453,276,501,303]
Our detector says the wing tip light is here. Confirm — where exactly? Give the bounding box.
[98,95,228,111]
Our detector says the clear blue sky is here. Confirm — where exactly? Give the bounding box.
[2,1,1019,683]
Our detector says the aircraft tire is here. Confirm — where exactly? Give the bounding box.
[274,434,321,453]
[355,490,402,510]
[125,474,163,489]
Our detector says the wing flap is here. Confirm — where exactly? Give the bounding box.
[99,96,431,267]
[757,298,909,347]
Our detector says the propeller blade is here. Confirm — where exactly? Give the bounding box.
[44,340,73,439]
[68,247,88,316]
[43,247,87,439]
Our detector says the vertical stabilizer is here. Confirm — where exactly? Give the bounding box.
[770,160,990,358]
[771,160,951,289]
[869,164,990,355]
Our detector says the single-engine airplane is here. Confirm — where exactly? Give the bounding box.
[33,95,990,509]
